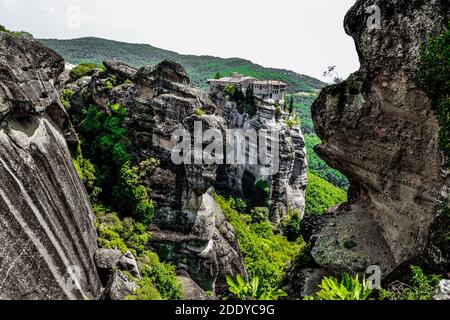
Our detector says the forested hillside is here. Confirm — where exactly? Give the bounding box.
[40,37,325,92]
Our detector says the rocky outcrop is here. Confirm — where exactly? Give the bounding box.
[101,270,139,300]
[177,273,211,300]
[434,279,450,300]
[94,249,140,287]
[293,0,450,293]
[213,96,308,225]
[68,59,246,297]
[0,32,102,299]
[94,248,141,300]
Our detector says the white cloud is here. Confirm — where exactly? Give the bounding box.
[0,0,359,81]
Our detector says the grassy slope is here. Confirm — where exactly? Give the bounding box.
[39,37,325,92]
[305,172,347,216]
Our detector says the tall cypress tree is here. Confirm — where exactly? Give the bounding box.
[289,96,294,114]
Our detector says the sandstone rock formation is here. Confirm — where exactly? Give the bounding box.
[212,93,308,226]
[101,270,139,300]
[0,32,102,299]
[67,59,247,297]
[293,0,450,294]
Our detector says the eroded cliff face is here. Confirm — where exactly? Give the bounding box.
[213,94,308,226]
[64,59,246,297]
[295,0,449,293]
[0,32,102,299]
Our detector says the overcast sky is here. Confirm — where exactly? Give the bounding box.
[0,0,359,82]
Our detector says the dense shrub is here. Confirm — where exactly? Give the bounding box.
[60,89,75,110]
[379,266,441,301]
[0,24,33,39]
[281,209,302,242]
[226,275,287,300]
[95,205,149,256]
[215,195,304,290]
[112,161,155,225]
[125,278,162,300]
[74,103,157,224]
[244,87,257,117]
[284,114,301,128]
[195,108,206,116]
[305,273,372,300]
[137,251,183,300]
[94,205,182,300]
[250,207,269,224]
[72,155,96,191]
[225,84,257,117]
[70,62,100,79]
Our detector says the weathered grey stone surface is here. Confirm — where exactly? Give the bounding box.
[118,251,140,278]
[94,248,125,286]
[433,279,450,300]
[67,59,246,296]
[101,270,139,301]
[104,59,138,80]
[291,0,450,294]
[94,248,123,271]
[94,248,140,295]
[0,32,102,300]
[176,273,211,300]
[214,97,308,226]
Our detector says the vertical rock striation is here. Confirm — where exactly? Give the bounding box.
[0,32,102,299]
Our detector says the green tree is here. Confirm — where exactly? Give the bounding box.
[254,179,270,207]
[289,96,294,114]
[250,207,269,224]
[112,161,155,225]
[418,23,450,156]
[282,209,302,242]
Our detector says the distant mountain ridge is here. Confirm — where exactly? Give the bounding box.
[39,37,325,92]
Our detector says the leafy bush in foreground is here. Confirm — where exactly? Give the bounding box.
[226,275,287,301]
[379,266,441,301]
[306,273,372,300]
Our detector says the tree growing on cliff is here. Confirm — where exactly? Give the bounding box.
[289,96,294,114]
[323,66,343,84]
[418,23,450,156]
